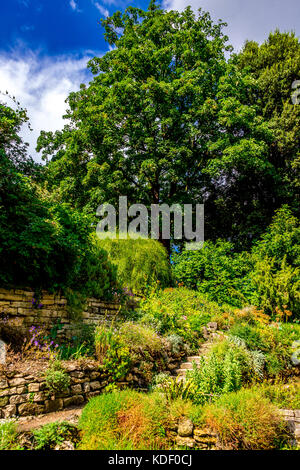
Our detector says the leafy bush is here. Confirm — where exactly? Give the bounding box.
[96,236,171,295]
[33,421,78,450]
[255,380,300,410]
[250,206,300,318]
[187,339,265,404]
[119,322,164,353]
[0,421,22,450]
[165,334,185,354]
[0,150,117,300]
[152,374,196,402]
[138,287,232,349]
[95,324,131,382]
[78,390,169,450]
[0,120,117,302]
[45,360,70,395]
[172,240,252,307]
[228,322,300,376]
[203,388,286,449]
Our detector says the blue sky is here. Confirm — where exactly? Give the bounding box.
[0,0,299,161]
[0,0,144,57]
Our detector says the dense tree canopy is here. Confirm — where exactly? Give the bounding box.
[1,1,299,305]
[37,1,295,248]
[0,101,116,298]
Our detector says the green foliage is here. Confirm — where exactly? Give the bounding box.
[257,380,300,410]
[138,287,232,349]
[228,321,300,376]
[57,323,96,360]
[45,360,70,395]
[152,374,196,402]
[173,207,300,318]
[97,236,171,294]
[203,388,286,450]
[165,334,184,354]
[0,151,116,299]
[78,389,169,450]
[0,101,117,300]
[119,322,164,352]
[0,421,22,450]
[37,3,277,250]
[33,421,78,450]
[236,31,300,205]
[95,324,131,382]
[172,240,253,307]
[250,206,300,317]
[187,339,265,405]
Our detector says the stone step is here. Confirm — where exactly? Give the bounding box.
[179,362,194,370]
[187,356,201,363]
[175,369,187,376]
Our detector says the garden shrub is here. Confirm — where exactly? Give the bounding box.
[203,388,286,449]
[0,143,117,302]
[94,322,170,385]
[152,374,196,402]
[165,334,185,354]
[256,380,300,410]
[250,206,300,318]
[228,321,300,376]
[187,339,265,404]
[57,323,96,360]
[95,324,131,382]
[119,322,164,353]
[96,235,171,295]
[78,390,170,450]
[138,287,232,350]
[172,240,253,307]
[45,360,70,395]
[33,421,78,450]
[0,421,22,450]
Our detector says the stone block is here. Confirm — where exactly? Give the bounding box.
[10,394,28,405]
[44,399,63,413]
[0,340,6,365]
[18,402,44,416]
[2,405,16,418]
[90,381,101,391]
[71,384,82,394]
[178,418,194,437]
[0,378,8,389]
[63,395,84,408]
[33,392,45,402]
[175,436,195,448]
[90,372,101,380]
[28,383,40,393]
[0,396,9,407]
[9,377,27,387]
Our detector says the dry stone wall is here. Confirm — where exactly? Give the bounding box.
[0,360,107,419]
[0,288,124,339]
[280,409,300,446]
[0,348,185,419]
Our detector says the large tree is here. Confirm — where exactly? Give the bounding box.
[235,31,300,214]
[38,2,278,249]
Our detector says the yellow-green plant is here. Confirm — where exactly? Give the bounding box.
[95,235,171,295]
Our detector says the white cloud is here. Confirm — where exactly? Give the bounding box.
[92,1,109,17]
[163,0,300,52]
[69,0,81,12]
[0,52,91,162]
